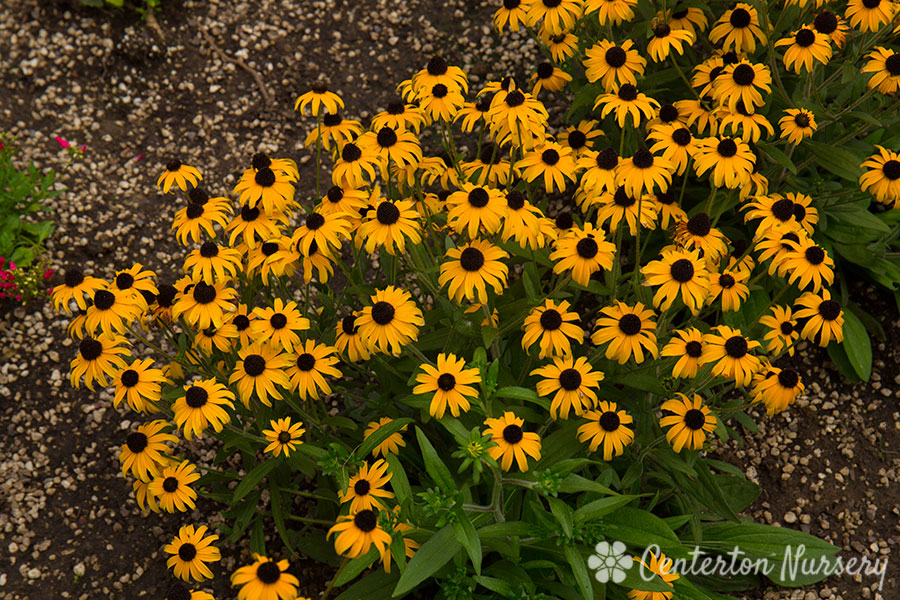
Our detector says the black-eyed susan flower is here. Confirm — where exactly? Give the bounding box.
[752,366,805,415]
[525,0,581,35]
[484,412,542,471]
[661,328,705,378]
[531,61,573,95]
[84,287,142,337]
[233,165,296,215]
[584,40,646,92]
[358,125,423,171]
[629,552,680,599]
[231,553,300,600]
[493,0,528,33]
[794,289,844,346]
[693,136,755,189]
[461,143,515,186]
[862,46,900,94]
[666,5,708,35]
[550,223,616,286]
[292,210,353,257]
[649,102,689,130]
[114,358,166,413]
[501,190,557,249]
[194,323,238,355]
[364,417,408,458]
[775,27,832,73]
[811,8,850,46]
[172,379,235,440]
[577,402,635,461]
[249,299,310,353]
[148,460,200,513]
[782,238,834,292]
[158,159,202,194]
[119,420,177,481]
[295,81,344,115]
[163,581,214,600]
[356,286,425,355]
[487,85,549,147]
[692,56,727,98]
[183,242,242,284]
[413,353,482,418]
[779,108,818,145]
[262,417,306,457]
[172,280,239,330]
[845,0,896,32]
[652,189,688,229]
[660,393,718,452]
[592,301,658,364]
[542,30,580,62]
[304,112,363,150]
[419,82,466,122]
[673,212,729,260]
[332,141,380,188]
[517,142,578,193]
[860,145,900,206]
[676,96,719,135]
[373,99,428,134]
[287,340,342,401]
[616,148,674,197]
[225,204,286,249]
[713,61,772,113]
[51,267,105,314]
[229,344,292,407]
[754,226,805,276]
[132,479,159,513]
[716,102,775,144]
[438,240,509,303]
[357,198,422,255]
[584,0,637,25]
[456,93,494,133]
[447,184,507,238]
[700,325,761,386]
[561,120,603,158]
[708,268,750,312]
[329,510,393,559]
[164,524,221,582]
[412,56,469,97]
[647,22,695,62]
[339,460,394,512]
[760,305,799,356]
[317,184,368,219]
[335,313,371,362]
[227,304,252,348]
[594,84,660,128]
[578,146,619,194]
[709,3,766,53]
[172,200,230,246]
[641,248,710,314]
[532,356,604,420]
[70,334,130,390]
[522,299,583,358]
[647,124,696,175]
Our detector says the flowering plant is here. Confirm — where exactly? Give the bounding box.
[52,1,900,598]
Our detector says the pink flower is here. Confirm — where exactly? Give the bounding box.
[79,145,87,153]
[55,136,71,149]
[43,268,54,280]
[133,153,145,163]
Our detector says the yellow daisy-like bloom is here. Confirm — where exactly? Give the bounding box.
[542,30,580,63]
[332,141,380,188]
[712,61,772,113]
[531,61,573,95]
[439,239,509,304]
[591,301,658,365]
[709,3,767,53]
[560,120,604,158]
[628,551,680,600]
[194,322,239,356]
[583,39,646,92]
[778,108,818,145]
[716,102,775,144]
[413,353,482,419]
[531,355,604,420]
[339,459,395,512]
[172,280,239,330]
[164,524,221,582]
[84,287,143,338]
[641,248,710,314]
[70,334,130,391]
[616,148,674,198]
[775,27,832,73]
[119,420,178,482]
[262,417,306,457]
[229,343,292,407]
[699,325,761,387]
[781,237,834,292]
[356,286,425,355]
[859,145,900,206]
[411,56,469,97]
[584,0,638,25]
[493,0,528,33]
[525,0,582,35]
[357,198,422,255]
[51,267,105,313]
[328,509,393,559]
[549,223,616,287]
[676,96,719,136]
[148,460,201,513]
[760,305,800,356]
[577,402,635,461]
[754,226,806,277]
[233,165,297,215]
[419,82,467,122]
[461,143,515,187]
[693,136,755,189]
[335,312,371,363]
[594,84,660,128]
[157,159,202,193]
[183,241,242,284]
[501,189,557,250]
[292,210,353,257]
[659,394,718,453]
[446,184,507,238]
[743,192,818,236]
[484,412,542,471]
[172,378,235,440]
[287,339,342,401]
[673,212,729,261]
[113,358,166,413]
[364,417,408,458]
[811,8,850,47]
[231,553,301,600]
[845,0,897,32]
[517,142,578,193]
[707,267,750,312]
[647,123,697,175]
[751,365,805,415]
[358,125,423,171]
[794,289,844,346]
[318,184,368,218]
[172,198,231,246]
[660,328,705,379]
[456,95,494,134]
[665,6,708,36]
[373,99,428,133]
[295,81,344,115]
[250,299,310,353]
[225,203,286,249]
[647,22,695,62]
[521,299,583,359]
[486,84,549,149]
[304,111,363,151]
[578,146,620,195]
[862,46,900,95]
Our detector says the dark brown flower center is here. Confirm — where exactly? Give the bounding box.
[686,212,711,236]
[605,46,627,68]
[121,369,140,387]
[567,129,587,149]
[468,188,490,208]
[354,509,378,532]
[252,153,271,170]
[256,561,282,584]
[617,84,638,101]
[805,246,826,265]
[505,90,525,107]
[185,203,205,220]
[540,309,563,331]
[884,53,900,76]
[613,187,636,207]
[376,201,401,225]
[185,386,209,408]
[724,335,748,358]
[883,160,900,180]
[323,112,342,127]
[427,56,448,75]
[296,353,316,371]
[599,411,620,431]
[778,369,799,388]
[672,128,692,146]
[618,313,642,335]
[162,476,179,493]
[818,299,841,320]
[341,315,358,335]
[354,479,371,496]
[371,301,395,325]
[125,432,148,453]
[576,237,599,259]
[813,10,838,34]
[93,290,115,311]
[658,104,679,123]
[542,149,560,166]
[729,7,751,28]
[732,64,755,86]
[595,147,618,170]
[537,62,555,79]
[559,368,582,391]
[632,149,654,169]
[243,354,266,377]
[654,23,672,38]
[437,373,456,391]
[166,159,182,171]
[459,247,486,272]
[684,408,706,430]
[502,424,524,444]
[178,543,197,561]
[64,268,85,288]
[717,139,738,158]
[342,143,362,162]
[795,29,816,47]
[685,340,702,357]
[255,168,276,187]
[506,190,526,210]
[199,242,218,258]
[779,321,794,335]
[670,258,695,282]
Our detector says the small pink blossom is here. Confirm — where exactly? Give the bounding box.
[55,136,71,149]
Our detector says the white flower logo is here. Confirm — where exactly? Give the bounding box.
[588,540,632,583]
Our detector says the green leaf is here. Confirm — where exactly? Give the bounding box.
[452,513,483,575]
[414,427,455,491]
[335,570,399,600]
[573,494,636,524]
[825,205,891,234]
[481,326,499,349]
[563,546,594,600]
[757,143,797,174]
[474,575,515,596]
[393,525,461,596]
[806,141,863,182]
[336,546,381,587]
[548,497,574,538]
[597,507,682,554]
[232,460,279,504]
[841,308,872,380]
[558,473,616,496]
[386,453,412,505]
[269,484,293,553]
[356,418,413,459]
[494,386,550,410]
[249,518,265,555]
[826,341,861,383]
[476,521,534,538]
